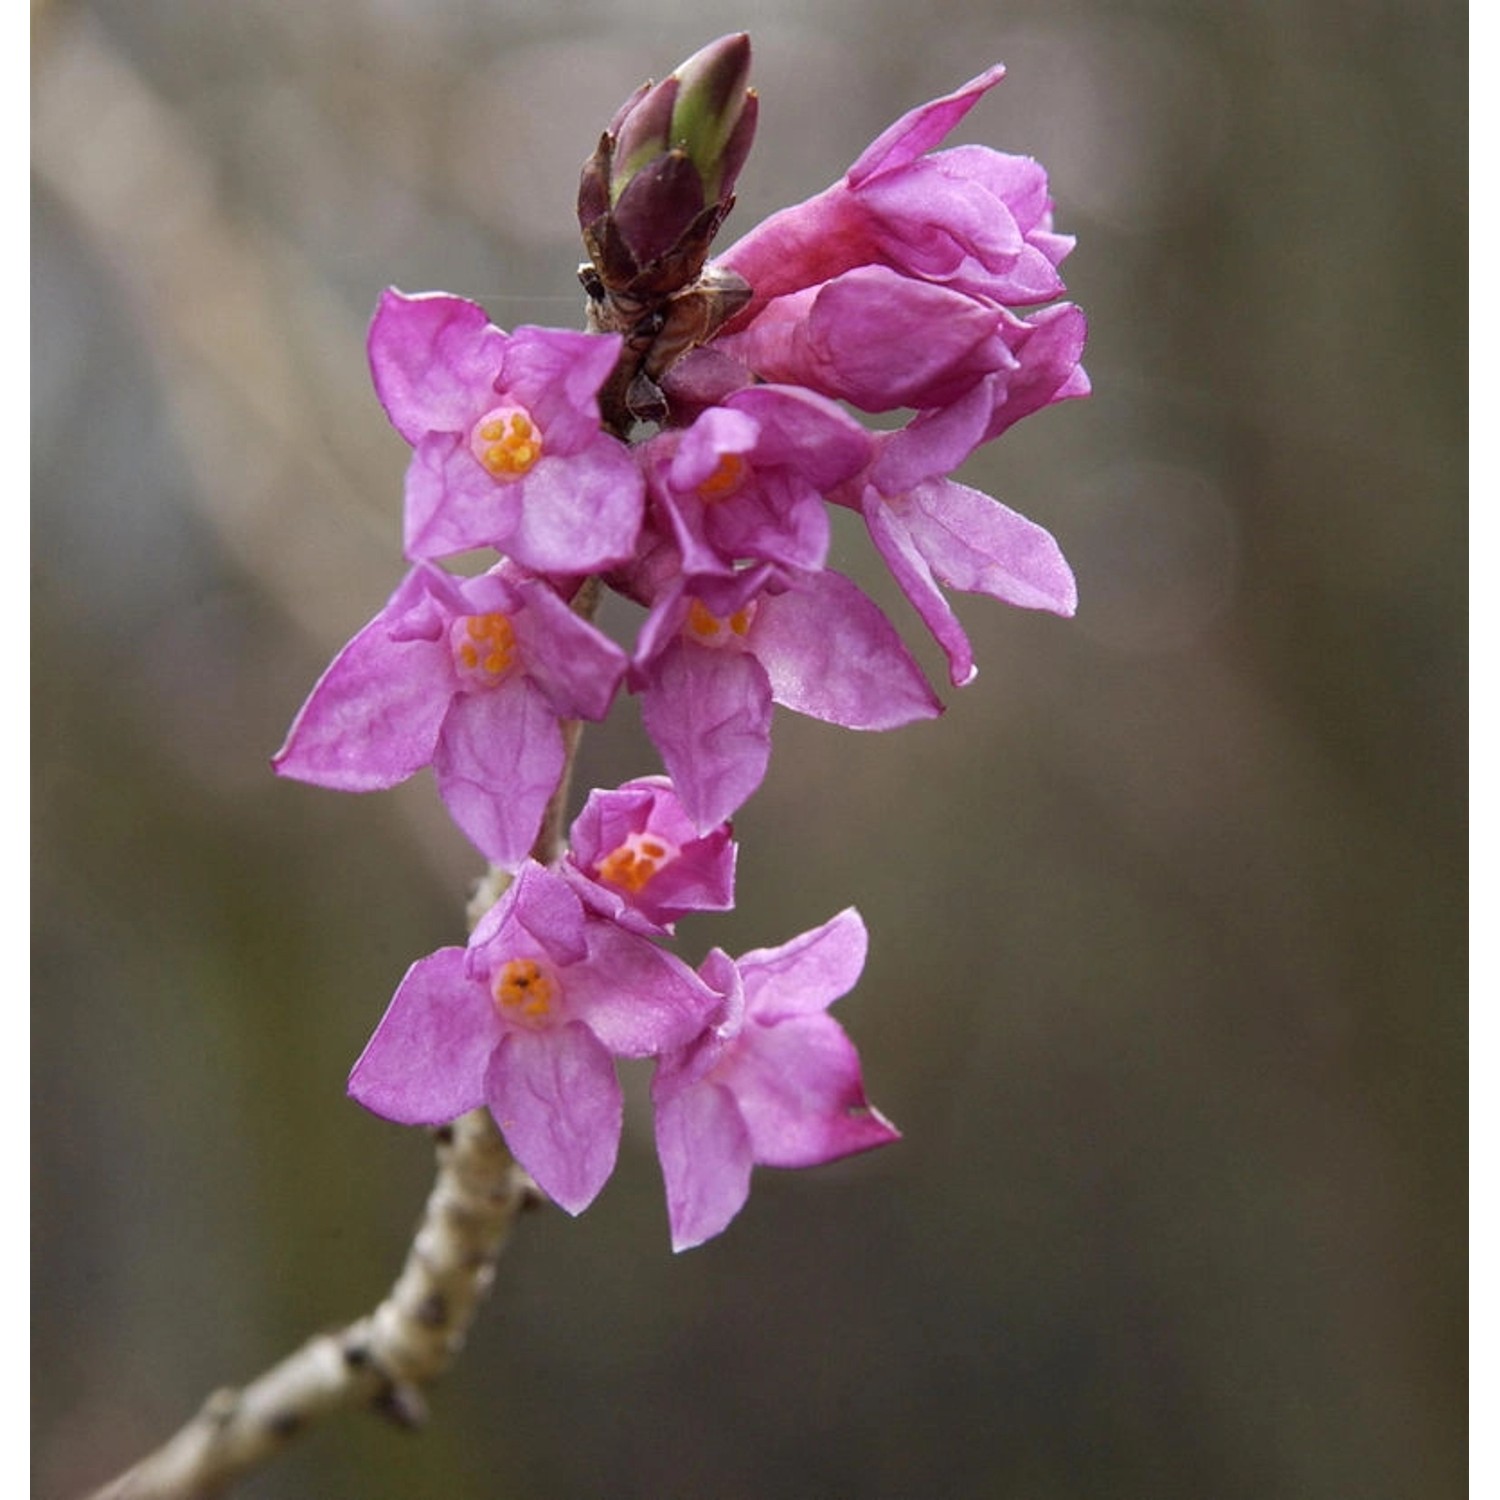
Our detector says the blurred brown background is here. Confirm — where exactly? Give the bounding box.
[32,2,1464,1497]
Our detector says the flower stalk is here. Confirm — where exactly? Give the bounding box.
[85,1114,535,1500]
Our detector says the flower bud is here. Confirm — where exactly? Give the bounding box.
[666,31,756,206]
[579,34,757,301]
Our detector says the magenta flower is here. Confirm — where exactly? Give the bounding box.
[711,265,1025,414]
[349,861,718,1215]
[368,288,643,570]
[633,564,943,831]
[562,776,737,937]
[652,908,900,1251]
[639,384,871,575]
[717,65,1073,319]
[844,302,1088,686]
[273,562,626,869]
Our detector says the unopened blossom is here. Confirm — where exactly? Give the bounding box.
[677,62,1088,519]
[563,776,736,936]
[639,384,871,576]
[716,65,1073,320]
[273,562,625,868]
[368,288,643,570]
[579,32,758,301]
[633,564,942,830]
[710,265,1024,414]
[349,861,717,1214]
[652,908,900,1251]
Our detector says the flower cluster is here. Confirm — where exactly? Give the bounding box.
[275,37,1085,1249]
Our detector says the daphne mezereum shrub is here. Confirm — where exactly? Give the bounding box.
[88,35,1087,1499]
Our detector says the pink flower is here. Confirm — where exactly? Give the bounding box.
[562,776,737,936]
[710,265,1024,414]
[368,289,644,571]
[697,65,1086,436]
[273,562,625,869]
[652,908,900,1251]
[639,384,871,575]
[844,302,1088,685]
[633,564,942,831]
[349,861,718,1215]
[717,65,1073,319]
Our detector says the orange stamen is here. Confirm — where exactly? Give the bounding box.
[597,834,673,893]
[493,958,555,1023]
[472,406,543,479]
[697,452,748,501]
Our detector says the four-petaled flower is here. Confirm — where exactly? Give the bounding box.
[652,908,900,1251]
[562,776,737,936]
[638,384,872,576]
[632,562,943,831]
[348,861,718,1214]
[273,561,626,869]
[369,289,645,572]
[717,64,1073,319]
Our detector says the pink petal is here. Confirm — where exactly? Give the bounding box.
[720,69,1013,312]
[846,65,1007,185]
[512,578,627,721]
[719,1011,900,1169]
[272,572,452,791]
[738,908,869,1022]
[869,384,994,496]
[402,432,499,561]
[473,860,588,969]
[485,1023,622,1215]
[500,326,622,451]
[982,302,1091,444]
[563,922,717,1058]
[639,641,774,831]
[668,407,761,491]
[652,1076,754,1252]
[368,289,502,444]
[725,385,872,489]
[503,442,645,576]
[938,147,1052,236]
[724,271,1011,412]
[749,570,943,728]
[715,187,868,319]
[347,948,494,1125]
[857,162,1022,281]
[900,477,1077,617]
[860,488,977,688]
[435,680,564,869]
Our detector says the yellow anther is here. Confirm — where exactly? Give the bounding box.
[697,452,748,501]
[687,599,721,639]
[598,834,673,893]
[452,612,516,684]
[684,597,757,646]
[472,406,543,480]
[493,958,556,1024]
